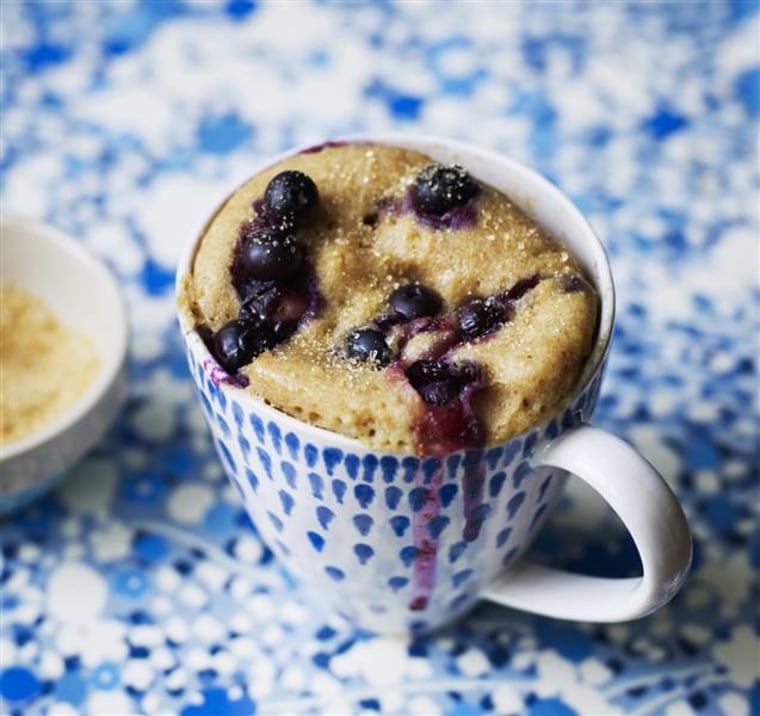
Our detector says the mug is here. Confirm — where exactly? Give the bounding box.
[176,135,692,634]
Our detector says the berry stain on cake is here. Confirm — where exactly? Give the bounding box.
[180,143,598,456]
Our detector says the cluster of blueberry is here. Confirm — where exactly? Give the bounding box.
[345,283,444,367]
[343,162,484,378]
[342,157,586,411]
[343,275,523,409]
[345,276,543,411]
[211,170,322,372]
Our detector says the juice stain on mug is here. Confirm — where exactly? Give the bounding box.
[409,462,444,611]
[408,379,489,611]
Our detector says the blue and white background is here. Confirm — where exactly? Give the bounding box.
[1,1,758,714]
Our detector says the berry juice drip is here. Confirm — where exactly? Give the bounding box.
[409,464,445,612]
[203,357,250,389]
[407,381,487,612]
[409,366,486,458]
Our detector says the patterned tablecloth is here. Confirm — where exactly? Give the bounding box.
[1,2,758,714]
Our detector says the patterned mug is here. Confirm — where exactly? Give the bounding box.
[176,135,691,634]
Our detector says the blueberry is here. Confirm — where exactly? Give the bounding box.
[213,318,274,372]
[240,228,303,281]
[406,359,480,406]
[346,328,393,367]
[197,325,216,357]
[239,286,309,346]
[561,274,585,293]
[456,297,509,341]
[271,290,309,342]
[411,164,478,217]
[264,170,319,227]
[271,290,309,325]
[239,285,281,323]
[390,284,443,321]
[240,285,306,322]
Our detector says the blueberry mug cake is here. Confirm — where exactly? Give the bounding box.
[178,143,598,457]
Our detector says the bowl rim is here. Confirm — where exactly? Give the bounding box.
[176,133,615,453]
[0,214,129,461]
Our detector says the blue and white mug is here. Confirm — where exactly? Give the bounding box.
[176,136,691,634]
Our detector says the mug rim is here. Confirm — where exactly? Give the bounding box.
[176,133,615,455]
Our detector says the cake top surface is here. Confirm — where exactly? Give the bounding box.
[180,142,598,455]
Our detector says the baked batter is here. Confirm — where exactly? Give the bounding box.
[179,143,597,455]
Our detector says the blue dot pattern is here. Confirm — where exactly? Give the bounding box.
[185,331,602,632]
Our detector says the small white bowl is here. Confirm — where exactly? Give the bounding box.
[0,216,128,515]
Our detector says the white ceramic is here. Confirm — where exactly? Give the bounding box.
[0,216,129,516]
[176,135,692,633]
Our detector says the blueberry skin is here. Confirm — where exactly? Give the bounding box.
[410,164,479,217]
[405,359,481,406]
[239,285,281,323]
[240,286,307,323]
[240,228,303,281]
[264,170,319,227]
[456,297,509,341]
[213,318,274,372]
[390,284,443,320]
[346,328,393,367]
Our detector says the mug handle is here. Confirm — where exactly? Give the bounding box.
[483,425,692,622]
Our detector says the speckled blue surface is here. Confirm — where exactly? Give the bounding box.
[1,1,758,715]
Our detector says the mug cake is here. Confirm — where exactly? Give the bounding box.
[178,142,598,457]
